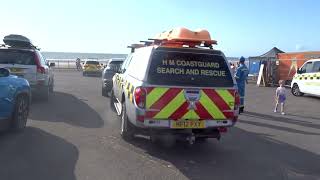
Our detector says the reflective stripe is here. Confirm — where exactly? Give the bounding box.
[146,88,234,120]
[182,110,200,119]
[154,91,186,119]
[305,82,320,86]
[146,88,169,109]
[216,89,235,109]
[199,91,226,119]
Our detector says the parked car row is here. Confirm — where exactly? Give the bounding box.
[0,34,55,132]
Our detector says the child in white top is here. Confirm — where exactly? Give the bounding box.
[274,80,286,115]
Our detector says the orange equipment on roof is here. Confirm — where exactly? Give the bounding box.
[153,27,217,46]
[128,27,217,52]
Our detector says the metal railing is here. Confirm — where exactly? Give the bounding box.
[46,59,113,69]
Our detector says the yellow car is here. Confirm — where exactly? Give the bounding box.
[82,60,103,76]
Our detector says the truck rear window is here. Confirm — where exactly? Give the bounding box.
[147,50,234,87]
[0,50,35,65]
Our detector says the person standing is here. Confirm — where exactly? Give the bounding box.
[274,80,286,115]
[235,56,249,113]
[230,62,235,75]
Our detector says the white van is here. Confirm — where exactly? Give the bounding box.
[291,59,320,97]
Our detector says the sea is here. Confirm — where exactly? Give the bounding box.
[42,51,127,61]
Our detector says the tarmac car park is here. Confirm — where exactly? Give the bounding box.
[110,28,240,144]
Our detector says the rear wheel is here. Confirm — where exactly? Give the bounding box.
[102,87,108,97]
[292,84,304,96]
[49,80,54,93]
[40,86,49,101]
[120,101,135,140]
[11,95,29,131]
[110,90,115,106]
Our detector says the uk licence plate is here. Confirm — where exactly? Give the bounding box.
[10,68,23,73]
[171,120,206,129]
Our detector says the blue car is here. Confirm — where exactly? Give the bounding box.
[0,68,31,131]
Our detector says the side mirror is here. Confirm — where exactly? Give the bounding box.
[49,62,55,67]
[297,69,302,74]
[0,68,10,77]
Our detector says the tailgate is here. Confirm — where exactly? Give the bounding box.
[0,64,37,84]
[0,49,37,85]
[145,87,235,120]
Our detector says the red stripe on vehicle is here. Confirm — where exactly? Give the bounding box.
[169,101,189,120]
[228,89,235,97]
[146,87,155,94]
[149,88,182,110]
[223,112,234,119]
[203,89,235,119]
[195,102,214,120]
[203,89,231,110]
[145,111,158,119]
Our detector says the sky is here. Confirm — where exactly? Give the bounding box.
[0,0,319,57]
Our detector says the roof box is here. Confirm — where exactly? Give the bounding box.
[153,27,217,45]
[3,34,34,48]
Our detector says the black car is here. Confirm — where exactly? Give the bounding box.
[101,59,124,97]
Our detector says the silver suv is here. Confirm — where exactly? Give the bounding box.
[0,35,54,101]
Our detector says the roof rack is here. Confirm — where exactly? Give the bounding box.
[127,28,217,52]
[127,43,146,53]
[2,34,41,50]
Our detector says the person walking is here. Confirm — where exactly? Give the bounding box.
[274,80,286,115]
[76,58,81,71]
[235,56,249,113]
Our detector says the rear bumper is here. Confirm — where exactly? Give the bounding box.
[84,71,102,75]
[30,84,48,93]
[136,119,235,129]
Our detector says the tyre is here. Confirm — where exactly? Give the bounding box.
[102,87,109,97]
[120,101,135,140]
[11,95,29,131]
[40,86,49,101]
[196,137,209,143]
[292,84,304,96]
[49,80,54,93]
[110,90,115,106]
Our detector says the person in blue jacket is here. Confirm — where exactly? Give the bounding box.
[235,56,249,113]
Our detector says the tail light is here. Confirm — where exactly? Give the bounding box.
[235,90,240,109]
[134,87,147,109]
[34,53,46,74]
[233,90,241,122]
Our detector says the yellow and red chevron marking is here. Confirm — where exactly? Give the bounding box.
[145,88,235,120]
